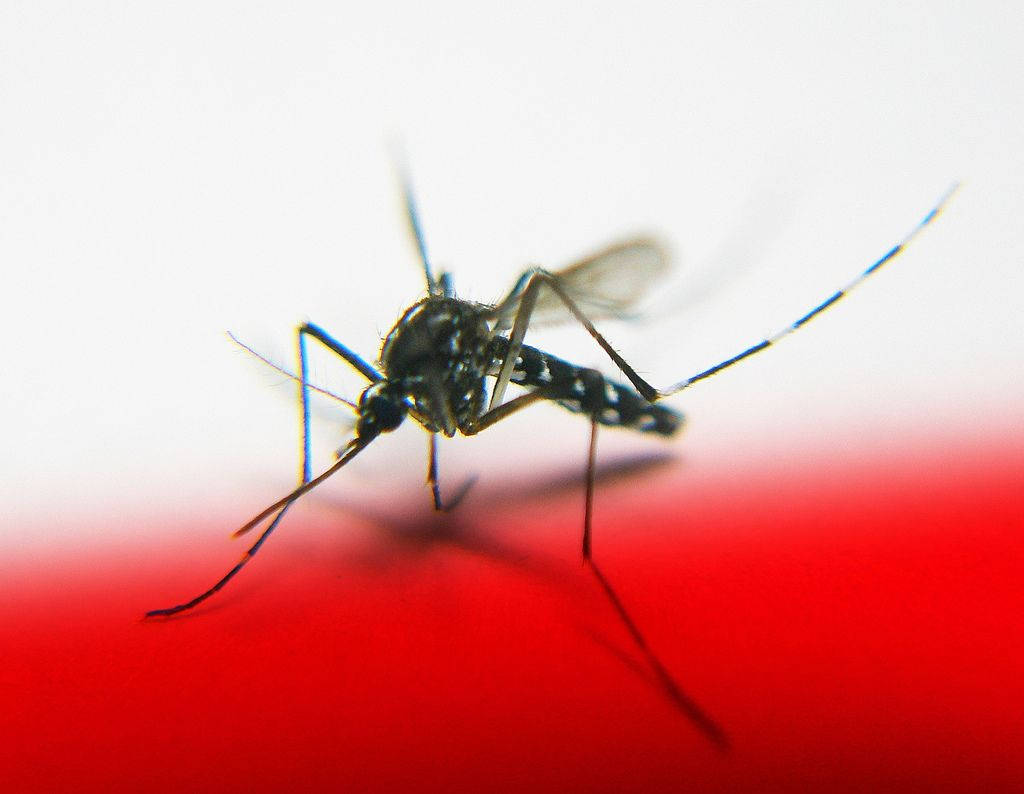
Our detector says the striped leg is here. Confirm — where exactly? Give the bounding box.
[662,183,960,394]
[491,185,959,409]
[143,507,294,617]
[231,324,382,539]
[145,325,380,617]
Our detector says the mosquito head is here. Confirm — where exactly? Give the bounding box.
[355,381,409,440]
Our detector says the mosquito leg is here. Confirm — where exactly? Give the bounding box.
[488,268,535,334]
[298,322,382,482]
[428,433,443,511]
[488,268,655,409]
[425,433,478,512]
[144,504,293,617]
[487,270,538,409]
[298,322,383,382]
[242,322,379,536]
[658,183,958,395]
[492,186,958,407]
[145,326,378,618]
[233,439,373,538]
[583,415,598,560]
[279,322,377,557]
[469,354,724,743]
[477,384,603,556]
[464,386,559,435]
[469,388,726,744]
[145,439,374,617]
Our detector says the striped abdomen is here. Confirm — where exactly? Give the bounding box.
[488,338,682,436]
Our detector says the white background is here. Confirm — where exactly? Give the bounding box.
[2,2,1021,541]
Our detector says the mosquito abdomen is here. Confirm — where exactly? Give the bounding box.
[491,339,683,436]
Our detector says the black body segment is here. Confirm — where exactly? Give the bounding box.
[488,337,683,437]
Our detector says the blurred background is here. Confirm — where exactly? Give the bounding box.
[1,2,1021,790]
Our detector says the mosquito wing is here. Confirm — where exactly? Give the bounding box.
[531,237,670,323]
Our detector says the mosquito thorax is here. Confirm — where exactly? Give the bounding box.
[379,296,492,437]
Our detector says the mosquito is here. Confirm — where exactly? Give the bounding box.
[146,175,956,733]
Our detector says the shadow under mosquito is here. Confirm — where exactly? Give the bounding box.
[313,481,565,584]
[312,450,729,749]
[479,449,680,505]
[579,622,729,751]
[585,558,730,751]
[312,450,679,578]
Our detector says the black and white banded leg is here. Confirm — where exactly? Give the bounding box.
[492,183,959,412]
[145,322,381,617]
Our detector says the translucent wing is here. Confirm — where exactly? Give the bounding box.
[531,238,670,323]
[486,237,671,412]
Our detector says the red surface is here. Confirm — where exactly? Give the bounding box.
[3,437,1022,792]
